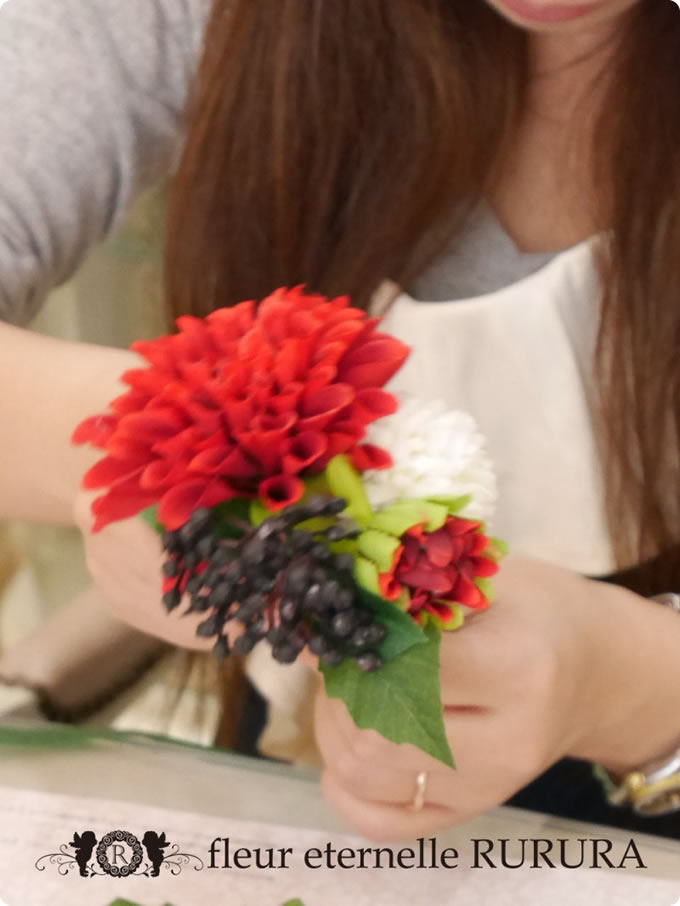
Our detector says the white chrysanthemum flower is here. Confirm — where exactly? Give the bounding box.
[362,396,497,523]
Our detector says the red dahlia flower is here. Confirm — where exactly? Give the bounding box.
[380,517,499,626]
[73,287,409,531]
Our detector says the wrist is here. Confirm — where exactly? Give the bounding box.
[569,579,680,774]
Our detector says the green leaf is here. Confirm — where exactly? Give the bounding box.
[249,498,273,527]
[356,586,427,662]
[475,576,495,603]
[426,603,465,632]
[354,555,382,597]
[107,900,175,906]
[426,494,472,515]
[139,504,163,535]
[321,624,454,768]
[369,499,449,536]
[357,529,401,572]
[282,901,305,906]
[325,455,373,524]
[489,535,509,558]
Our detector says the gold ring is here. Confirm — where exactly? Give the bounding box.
[410,771,428,811]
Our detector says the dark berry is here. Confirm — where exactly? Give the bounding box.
[308,635,330,656]
[303,584,324,613]
[235,594,266,622]
[326,521,360,541]
[284,563,310,596]
[233,633,256,656]
[196,612,224,638]
[242,538,267,567]
[310,543,331,562]
[185,594,211,614]
[267,627,288,646]
[183,551,200,572]
[214,547,236,568]
[162,558,180,579]
[335,588,354,611]
[334,553,355,573]
[253,518,284,540]
[304,495,332,516]
[320,650,344,668]
[354,652,382,672]
[279,598,301,624]
[209,581,233,608]
[331,611,360,638]
[359,611,374,627]
[185,575,205,596]
[324,497,347,516]
[248,617,267,639]
[213,636,230,661]
[272,644,299,664]
[320,579,340,607]
[350,624,387,648]
[162,589,182,612]
[289,531,314,553]
[311,567,328,585]
[196,536,216,560]
[189,507,213,532]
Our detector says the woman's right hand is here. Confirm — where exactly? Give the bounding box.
[73,489,215,651]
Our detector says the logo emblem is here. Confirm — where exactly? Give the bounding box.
[36,829,204,878]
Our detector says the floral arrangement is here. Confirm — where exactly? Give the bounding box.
[74,288,505,767]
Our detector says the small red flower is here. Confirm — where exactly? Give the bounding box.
[379,517,499,625]
[73,287,409,531]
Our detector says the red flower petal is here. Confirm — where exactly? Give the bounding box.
[258,475,305,511]
[450,573,485,608]
[71,415,117,447]
[117,409,187,441]
[91,487,160,532]
[282,432,328,473]
[82,456,146,489]
[220,446,260,481]
[350,444,393,472]
[157,480,232,530]
[139,459,187,490]
[398,560,453,595]
[298,384,355,431]
[424,529,454,567]
[378,573,402,601]
[352,388,399,421]
[446,516,483,537]
[336,335,410,389]
[188,445,233,475]
[121,368,176,396]
[472,555,500,578]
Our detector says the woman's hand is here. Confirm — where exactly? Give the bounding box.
[312,555,680,840]
[73,489,214,651]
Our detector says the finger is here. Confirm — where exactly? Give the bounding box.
[314,691,465,806]
[321,769,461,841]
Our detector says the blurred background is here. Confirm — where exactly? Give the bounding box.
[0,186,223,746]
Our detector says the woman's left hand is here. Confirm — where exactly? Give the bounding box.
[313,554,680,840]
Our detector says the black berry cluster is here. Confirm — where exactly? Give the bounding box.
[161,496,386,672]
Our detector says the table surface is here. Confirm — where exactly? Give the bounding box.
[0,722,677,867]
[0,721,678,906]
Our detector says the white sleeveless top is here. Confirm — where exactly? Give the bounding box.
[248,235,615,763]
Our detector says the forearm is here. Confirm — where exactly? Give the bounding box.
[0,583,167,714]
[0,321,138,523]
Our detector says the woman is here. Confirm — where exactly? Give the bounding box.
[1,0,680,840]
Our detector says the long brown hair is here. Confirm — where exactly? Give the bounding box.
[166,0,680,594]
